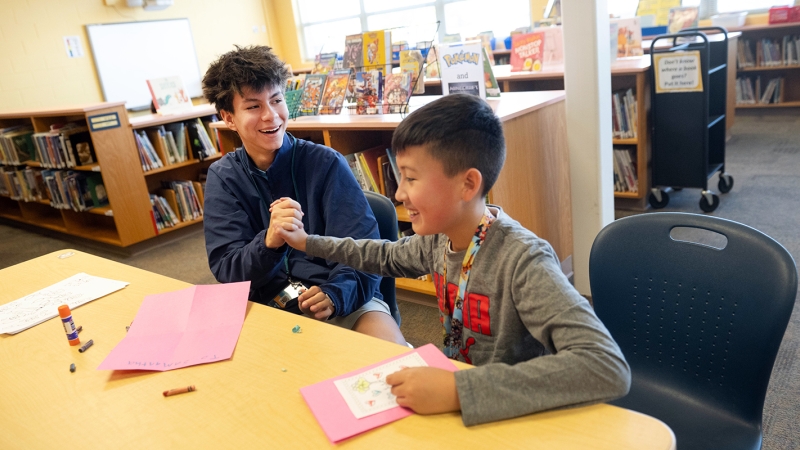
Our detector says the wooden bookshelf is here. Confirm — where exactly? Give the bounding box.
[0,103,225,247]
[211,91,572,300]
[732,23,800,108]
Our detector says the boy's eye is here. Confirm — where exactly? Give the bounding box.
[246,105,259,110]
[273,98,284,104]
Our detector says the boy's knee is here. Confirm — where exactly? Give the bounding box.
[353,311,406,346]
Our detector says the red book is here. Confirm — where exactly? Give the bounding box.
[510,32,545,72]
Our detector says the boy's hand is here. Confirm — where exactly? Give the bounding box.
[297,286,335,320]
[386,367,461,415]
[265,197,304,249]
[273,220,309,252]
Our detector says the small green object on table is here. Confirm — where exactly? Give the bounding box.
[292,325,301,334]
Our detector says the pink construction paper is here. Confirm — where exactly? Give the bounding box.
[300,344,458,443]
[97,281,250,371]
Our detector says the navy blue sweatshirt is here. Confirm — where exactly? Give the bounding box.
[203,133,382,316]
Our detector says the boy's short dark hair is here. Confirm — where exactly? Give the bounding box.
[392,94,505,196]
[202,45,291,114]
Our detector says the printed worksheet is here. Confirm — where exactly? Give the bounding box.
[333,352,428,419]
[0,273,128,334]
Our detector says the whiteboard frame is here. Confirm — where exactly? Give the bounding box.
[85,19,203,111]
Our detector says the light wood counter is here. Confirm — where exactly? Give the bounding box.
[0,250,676,450]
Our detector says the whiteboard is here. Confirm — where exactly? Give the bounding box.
[86,19,203,111]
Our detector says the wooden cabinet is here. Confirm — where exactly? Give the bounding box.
[211,91,572,299]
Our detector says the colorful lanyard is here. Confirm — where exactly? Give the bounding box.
[441,208,495,359]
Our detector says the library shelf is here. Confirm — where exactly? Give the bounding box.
[613,138,639,145]
[142,152,224,177]
[733,23,800,109]
[156,216,204,235]
[395,204,409,222]
[88,205,113,216]
[212,91,572,300]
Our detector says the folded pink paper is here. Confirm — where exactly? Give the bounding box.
[300,344,458,443]
[97,281,250,371]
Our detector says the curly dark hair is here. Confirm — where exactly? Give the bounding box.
[392,94,506,196]
[202,45,291,114]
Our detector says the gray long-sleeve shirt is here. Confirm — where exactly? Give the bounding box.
[305,206,630,426]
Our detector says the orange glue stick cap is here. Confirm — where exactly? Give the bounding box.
[58,304,80,346]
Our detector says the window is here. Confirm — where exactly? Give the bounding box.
[294,0,531,61]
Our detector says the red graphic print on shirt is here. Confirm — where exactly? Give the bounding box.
[433,272,492,337]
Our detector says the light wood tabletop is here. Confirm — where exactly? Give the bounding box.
[0,250,676,449]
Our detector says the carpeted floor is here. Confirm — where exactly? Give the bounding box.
[1,110,798,448]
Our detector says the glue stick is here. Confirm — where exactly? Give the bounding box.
[58,305,80,346]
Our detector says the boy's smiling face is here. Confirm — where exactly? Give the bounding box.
[395,145,466,237]
[221,84,288,168]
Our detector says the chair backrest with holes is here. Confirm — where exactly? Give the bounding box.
[590,212,796,423]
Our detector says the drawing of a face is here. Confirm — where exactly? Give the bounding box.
[367,40,378,64]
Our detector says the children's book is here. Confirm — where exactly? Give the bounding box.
[481,48,501,98]
[611,18,644,57]
[399,49,425,95]
[383,73,412,114]
[343,34,364,70]
[667,6,699,34]
[319,73,350,115]
[146,76,192,115]
[438,41,486,98]
[473,33,495,66]
[510,32,545,72]
[354,70,383,115]
[425,43,440,78]
[299,74,327,116]
[533,26,564,64]
[312,52,338,75]
[362,30,392,73]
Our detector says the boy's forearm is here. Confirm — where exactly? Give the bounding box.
[305,234,428,279]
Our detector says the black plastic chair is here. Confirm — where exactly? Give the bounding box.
[589,212,797,450]
[363,191,401,326]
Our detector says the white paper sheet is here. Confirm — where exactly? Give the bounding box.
[333,352,428,419]
[0,273,128,334]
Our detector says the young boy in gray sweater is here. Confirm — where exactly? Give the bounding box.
[272,94,630,426]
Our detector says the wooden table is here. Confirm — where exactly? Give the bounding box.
[0,250,676,449]
[212,91,573,297]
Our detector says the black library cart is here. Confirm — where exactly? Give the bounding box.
[648,27,734,213]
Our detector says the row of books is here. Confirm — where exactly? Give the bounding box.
[344,146,399,203]
[134,118,219,172]
[612,89,638,139]
[298,70,415,116]
[0,167,107,211]
[156,180,204,224]
[32,123,97,169]
[150,194,180,230]
[736,76,784,104]
[737,37,800,68]
[0,126,35,166]
[613,148,638,193]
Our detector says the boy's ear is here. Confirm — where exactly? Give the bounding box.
[461,168,484,202]
[220,110,237,131]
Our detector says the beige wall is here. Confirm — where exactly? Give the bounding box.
[0,0,276,110]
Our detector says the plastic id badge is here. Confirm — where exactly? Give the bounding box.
[269,281,307,310]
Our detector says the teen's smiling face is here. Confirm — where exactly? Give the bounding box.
[395,145,465,237]
[221,84,288,169]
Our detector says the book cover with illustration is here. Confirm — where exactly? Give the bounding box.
[362,30,392,73]
[319,73,350,115]
[482,48,501,97]
[510,32,545,72]
[399,49,425,95]
[343,34,364,70]
[355,70,383,115]
[611,18,643,57]
[438,42,486,98]
[298,74,327,116]
[383,73,412,114]
[667,7,699,34]
[146,76,192,115]
[312,52,338,74]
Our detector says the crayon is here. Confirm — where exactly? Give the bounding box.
[163,385,196,397]
[76,325,83,334]
[69,363,76,373]
[78,339,94,353]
